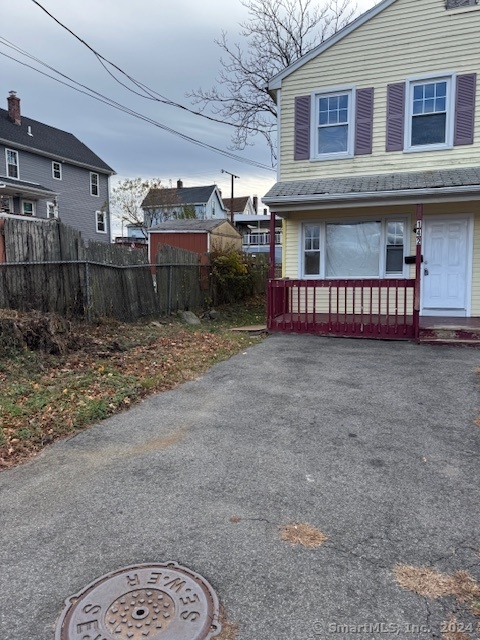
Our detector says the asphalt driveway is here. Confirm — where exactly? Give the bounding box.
[1,335,479,639]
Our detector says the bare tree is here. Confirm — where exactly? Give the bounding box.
[188,0,357,164]
[110,177,162,239]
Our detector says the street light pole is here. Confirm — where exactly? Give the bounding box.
[221,169,239,224]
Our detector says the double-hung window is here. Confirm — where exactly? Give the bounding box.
[90,172,99,196]
[52,161,62,180]
[314,89,353,159]
[302,219,407,278]
[406,76,453,150]
[6,149,19,179]
[96,210,107,233]
[22,200,35,216]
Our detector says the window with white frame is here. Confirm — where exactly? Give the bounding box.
[96,210,107,233]
[90,172,99,196]
[0,195,13,212]
[52,161,62,180]
[47,201,58,219]
[406,76,453,150]
[314,89,353,158]
[6,149,19,179]
[302,218,407,278]
[22,200,35,216]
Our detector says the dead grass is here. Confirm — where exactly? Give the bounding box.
[216,608,239,640]
[0,299,266,470]
[279,522,328,548]
[393,566,480,601]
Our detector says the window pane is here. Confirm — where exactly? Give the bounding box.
[436,82,447,97]
[435,97,446,112]
[318,125,348,154]
[386,246,404,273]
[325,222,381,277]
[413,100,423,115]
[424,99,435,113]
[424,83,435,99]
[339,95,348,110]
[339,108,348,123]
[319,110,329,125]
[411,113,446,145]
[330,96,339,110]
[305,252,320,275]
[319,98,328,112]
[413,85,424,100]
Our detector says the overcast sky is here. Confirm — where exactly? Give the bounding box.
[1,0,376,211]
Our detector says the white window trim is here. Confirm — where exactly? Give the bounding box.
[299,215,410,279]
[21,199,35,216]
[52,161,62,180]
[0,195,13,212]
[404,72,456,153]
[5,148,19,180]
[47,201,58,219]
[90,172,100,197]
[95,209,107,234]
[310,85,356,161]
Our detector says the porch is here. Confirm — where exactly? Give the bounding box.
[267,279,480,345]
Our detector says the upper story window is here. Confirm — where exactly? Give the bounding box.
[90,172,99,196]
[96,210,107,233]
[313,89,354,159]
[52,161,62,180]
[406,76,453,150]
[6,149,19,179]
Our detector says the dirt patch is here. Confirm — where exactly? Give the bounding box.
[217,609,239,640]
[393,566,480,602]
[279,523,328,548]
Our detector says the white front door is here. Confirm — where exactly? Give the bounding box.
[421,216,471,317]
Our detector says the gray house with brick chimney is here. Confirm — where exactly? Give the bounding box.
[0,91,115,242]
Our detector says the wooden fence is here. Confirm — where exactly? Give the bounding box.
[0,219,269,322]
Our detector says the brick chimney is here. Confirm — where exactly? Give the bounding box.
[177,179,183,189]
[7,91,21,125]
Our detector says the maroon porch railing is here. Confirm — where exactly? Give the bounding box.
[268,278,417,340]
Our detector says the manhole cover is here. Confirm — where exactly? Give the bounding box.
[55,563,221,640]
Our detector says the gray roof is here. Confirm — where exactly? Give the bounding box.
[0,176,57,195]
[264,167,480,205]
[142,185,220,208]
[149,219,228,232]
[0,108,114,174]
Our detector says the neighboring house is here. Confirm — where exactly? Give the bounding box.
[142,180,227,227]
[235,213,283,263]
[0,92,115,243]
[263,0,480,342]
[223,195,257,219]
[148,219,242,264]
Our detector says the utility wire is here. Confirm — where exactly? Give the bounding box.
[0,40,274,172]
[30,0,267,135]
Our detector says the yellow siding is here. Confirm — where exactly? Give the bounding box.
[283,201,480,315]
[279,0,480,180]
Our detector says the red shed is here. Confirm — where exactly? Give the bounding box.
[148,219,242,264]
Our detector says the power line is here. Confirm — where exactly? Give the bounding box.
[30,0,269,136]
[0,40,274,172]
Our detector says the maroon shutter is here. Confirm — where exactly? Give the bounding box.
[454,73,476,146]
[386,83,405,152]
[294,95,311,160]
[354,88,374,155]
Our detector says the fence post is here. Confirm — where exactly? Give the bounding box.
[84,261,91,322]
[168,265,173,315]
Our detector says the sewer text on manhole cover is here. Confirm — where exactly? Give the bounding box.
[55,563,221,640]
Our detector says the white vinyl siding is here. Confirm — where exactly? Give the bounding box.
[279,0,480,180]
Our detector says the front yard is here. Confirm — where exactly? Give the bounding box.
[0,298,266,469]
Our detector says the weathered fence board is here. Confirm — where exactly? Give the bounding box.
[155,245,206,315]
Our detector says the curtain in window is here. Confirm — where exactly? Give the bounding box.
[326,222,381,277]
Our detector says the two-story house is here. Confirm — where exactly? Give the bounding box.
[264,0,480,342]
[142,180,227,227]
[0,92,115,242]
